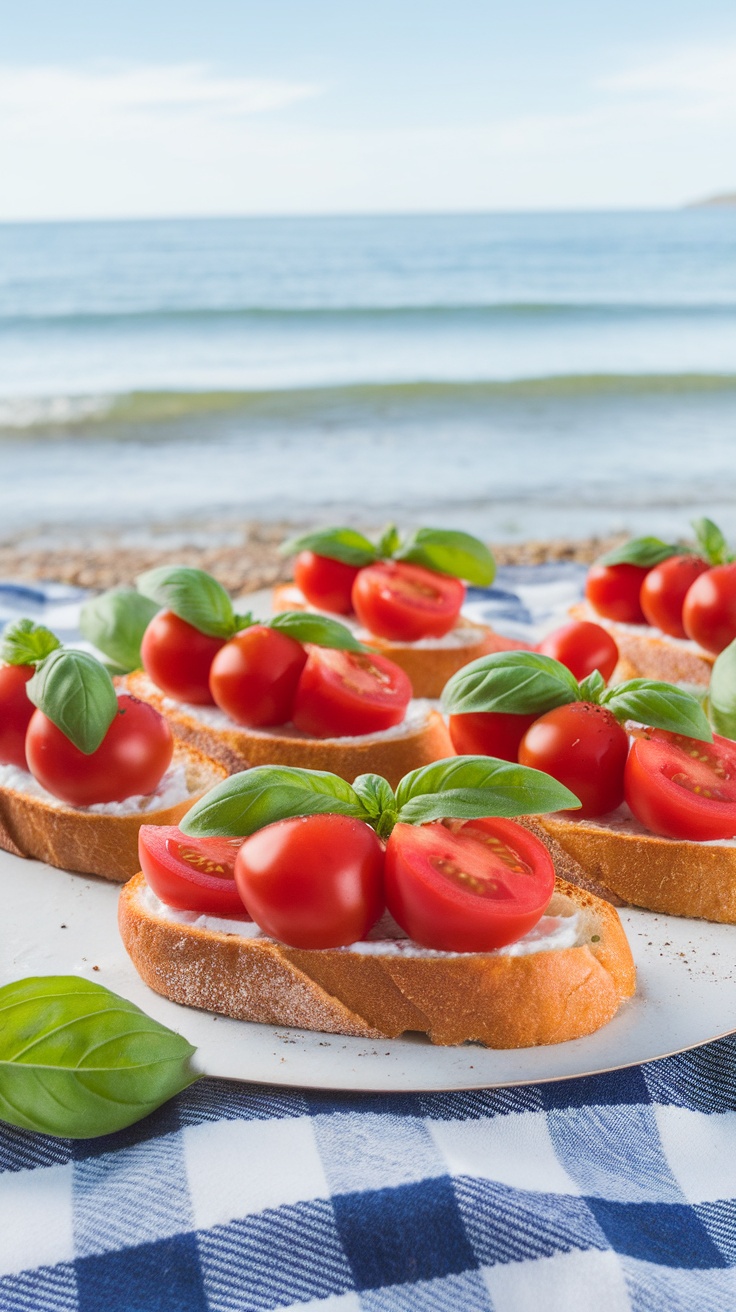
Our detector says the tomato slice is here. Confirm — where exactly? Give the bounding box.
[291,646,412,737]
[625,730,736,841]
[352,561,465,641]
[138,825,249,917]
[385,818,555,952]
[294,552,360,615]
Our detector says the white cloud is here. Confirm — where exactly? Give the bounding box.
[598,43,736,116]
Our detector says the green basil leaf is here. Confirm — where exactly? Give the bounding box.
[26,649,118,754]
[377,523,401,557]
[577,669,607,703]
[0,619,61,667]
[602,679,713,742]
[441,651,580,716]
[395,755,580,824]
[269,611,365,651]
[692,517,731,566]
[707,639,736,739]
[180,766,367,837]
[136,566,236,639]
[352,773,398,837]
[598,536,682,567]
[395,527,495,585]
[80,589,160,673]
[0,977,198,1138]
[280,527,379,568]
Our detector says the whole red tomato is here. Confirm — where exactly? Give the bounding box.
[448,710,537,761]
[25,693,173,806]
[234,813,385,948]
[639,555,710,638]
[0,664,35,769]
[537,621,619,683]
[519,701,628,817]
[682,563,736,654]
[585,563,649,624]
[384,817,555,952]
[294,552,360,615]
[291,647,412,737]
[141,610,225,705]
[625,730,736,841]
[352,561,465,642]
[139,825,247,917]
[209,626,307,727]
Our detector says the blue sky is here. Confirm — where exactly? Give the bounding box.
[3,1,736,219]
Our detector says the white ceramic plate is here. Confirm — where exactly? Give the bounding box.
[2,847,735,1092]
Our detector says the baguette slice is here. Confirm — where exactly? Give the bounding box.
[0,741,246,882]
[119,835,635,1049]
[124,670,453,789]
[569,601,714,686]
[538,807,736,923]
[272,582,529,698]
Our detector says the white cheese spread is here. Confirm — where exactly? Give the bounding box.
[160,690,434,744]
[0,762,192,815]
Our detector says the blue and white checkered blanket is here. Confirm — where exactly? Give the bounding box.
[1,568,735,1311]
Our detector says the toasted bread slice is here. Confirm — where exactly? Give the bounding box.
[272,582,530,697]
[124,670,453,789]
[569,601,714,686]
[0,741,246,882]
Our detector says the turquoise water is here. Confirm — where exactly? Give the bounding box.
[2,212,736,539]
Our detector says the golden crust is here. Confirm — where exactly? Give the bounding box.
[118,870,635,1048]
[569,602,714,686]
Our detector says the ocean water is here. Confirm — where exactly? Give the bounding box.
[2,211,736,541]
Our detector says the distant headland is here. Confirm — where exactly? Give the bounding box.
[686,192,736,208]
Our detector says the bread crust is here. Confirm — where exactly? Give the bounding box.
[272,583,529,698]
[125,671,453,789]
[118,868,635,1048]
[539,812,736,922]
[569,602,714,686]
[0,742,243,882]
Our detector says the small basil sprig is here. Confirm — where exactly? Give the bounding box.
[80,589,160,674]
[0,976,198,1139]
[692,517,734,566]
[442,650,712,743]
[281,523,495,584]
[269,611,365,652]
[180,755,580,843]
[1,618,61,667]
[708,638,736,739]
[26,649,119,754]
[597,536,686,568]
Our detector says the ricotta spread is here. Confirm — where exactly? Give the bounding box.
[160,689,434,744]
[0,762,192,815]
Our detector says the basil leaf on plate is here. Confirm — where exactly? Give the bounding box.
[0,977,198,1139]
[26,649,118,754]
[269,611,365,651]
[0,618,61,667]
[441,651,580,716]
[280,527,379,568]
[598,536,683,567]
[707,639,736,739]
[602,679,713,742]
[136,566,236,639]
[180,766,367,837]
[80,589,160,673]
[692,517,732,566]
[395,527,495,585]
[395,755,580,824]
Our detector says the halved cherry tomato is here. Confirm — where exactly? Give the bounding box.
[625,730,736,840]
[585,563,649,624]
[384,817,555,952]
[209,626,307,727]
[352,561,465,642]
[0,664,35,769]
[139,825,249,916]
[639,555,710,638]
[25,693,173,807]
[291,646,412,737]
[448,711,538,762]
[234,813,385,948]
[141,610,225,705]
[294,552,360,615]
[682,564,736,654]
[537,621,619,683]
[519,702,628,817]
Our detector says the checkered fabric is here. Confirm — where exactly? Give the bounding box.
[2,567,736,1311]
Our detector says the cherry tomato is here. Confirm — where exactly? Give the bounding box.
[294,552,360,615]
[138,825,248,917]
[585,563,649,624]
[537,621,619,683]
[25,693,173,807]
[141,610,225,705]
[352,561,465,642]
[448,711,537,762]
[291,646,412,737]
[209,626,307,727]
[0,664,35,769]
[625,730,736,840]
[518,702,628,817]
[639,555,710,638]
[234,813,385,948]
[384,817,555,952]
[682,564,736,654]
